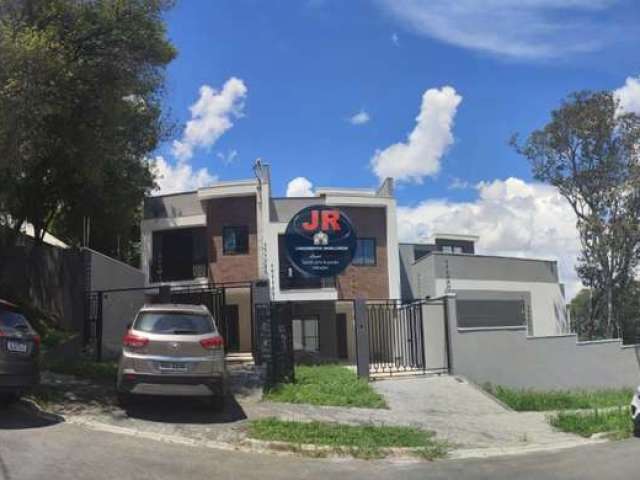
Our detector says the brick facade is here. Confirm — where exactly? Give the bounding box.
[206,195,259,283]
[335,206,389,299]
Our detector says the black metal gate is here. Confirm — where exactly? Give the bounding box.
[366,301,426,375]
[254,301,294,387]
[170,285,226,346]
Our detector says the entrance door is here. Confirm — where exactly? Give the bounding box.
[336,313,348,359]
[223,305,240,352]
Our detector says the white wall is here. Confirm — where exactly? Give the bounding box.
[434,279,568,337]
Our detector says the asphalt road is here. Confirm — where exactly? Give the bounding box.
[2,405,640,480]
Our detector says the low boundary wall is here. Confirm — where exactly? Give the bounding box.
[444,295,640,390]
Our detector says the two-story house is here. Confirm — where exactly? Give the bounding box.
[141,162,400,361]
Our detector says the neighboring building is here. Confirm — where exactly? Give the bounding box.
[400,235,570,337]
[141,162,400,361]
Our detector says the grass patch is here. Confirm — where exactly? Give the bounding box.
[45,359,118,382]
[549,408,632,439]
[248,418,449,460]
[264,364,386,409]
[484,384,633,412]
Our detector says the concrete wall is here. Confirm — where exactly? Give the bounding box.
[224,286,252,353]
[87,248,145,291]
[84,248,145,358]
[405,253,569,337]
[422,302,448,372]
[101,290,148,359]
[144,191,203,219]
[444,295,640,390]
[436,279,568,336]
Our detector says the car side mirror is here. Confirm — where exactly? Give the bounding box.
[126,322,132,331]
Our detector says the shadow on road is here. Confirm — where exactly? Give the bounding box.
[122,394,247,424]
[0,403,62,430]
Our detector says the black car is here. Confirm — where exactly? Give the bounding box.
[0,300,40,405]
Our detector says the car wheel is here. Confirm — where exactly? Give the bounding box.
[209,395,226,411]
[634,417,640,438]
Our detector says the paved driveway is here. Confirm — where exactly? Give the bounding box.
[371,375,594,452]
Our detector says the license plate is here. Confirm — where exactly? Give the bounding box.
[7,341,28,353]
[158,362,188,372]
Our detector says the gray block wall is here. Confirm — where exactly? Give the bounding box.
[444,295,640,390]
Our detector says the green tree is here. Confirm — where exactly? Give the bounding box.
[0,0,176,261]
[513,91,640,338]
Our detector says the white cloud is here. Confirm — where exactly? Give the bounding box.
[391,33,400,46]
[286,177,315,197]
[377,0,617,59]
[172,77,247,161]
[217,149,238,165]
[371,86,462,183]
[398,177,582,298]
[151,156,217,195]
[448,177,470,190]
[614,76,640,115]
[349,110,371,125]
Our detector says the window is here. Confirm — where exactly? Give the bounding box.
[441,245,453,254]
[292,318,319,352]
[134,312,214,335]
[0,307,32,334]
[151,227,207,282]
[453,246,463,254]
[223,226,249,255]
[353,238,376,266]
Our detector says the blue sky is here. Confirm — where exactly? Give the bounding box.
[154,0,640,297]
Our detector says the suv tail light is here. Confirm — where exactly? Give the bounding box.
[32,335,41,350]
[123,331,149,349]
[200,335,224,350]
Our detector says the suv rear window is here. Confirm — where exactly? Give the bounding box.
[0,308,31,333]
[134,312,214,335]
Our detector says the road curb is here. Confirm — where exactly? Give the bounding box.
[449,438,607,460]
[60,414,609,463]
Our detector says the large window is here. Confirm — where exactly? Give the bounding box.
[151,227,207,282]
[292,318,319,352]
[223,226,249,255]
[353,238,376,266]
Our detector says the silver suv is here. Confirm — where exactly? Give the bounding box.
[116,304,227,409]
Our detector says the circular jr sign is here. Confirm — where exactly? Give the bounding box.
[285,205,357,278]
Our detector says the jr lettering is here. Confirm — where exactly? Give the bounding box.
[302,210,341,232]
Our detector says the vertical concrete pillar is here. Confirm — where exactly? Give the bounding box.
[443,293,457,374]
